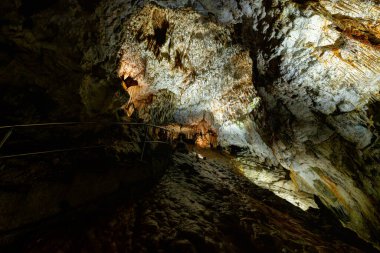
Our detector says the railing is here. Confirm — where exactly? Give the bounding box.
[0,122,173,161]
[0,122,174,241]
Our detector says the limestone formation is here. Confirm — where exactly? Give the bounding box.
[1,0,379,249]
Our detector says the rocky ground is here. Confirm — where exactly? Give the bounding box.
[4,150,376,253]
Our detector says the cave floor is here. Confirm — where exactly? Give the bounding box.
[6,150,378,253]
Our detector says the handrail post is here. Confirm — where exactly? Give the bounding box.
[169,130,173,145]
[140,124,149,161]
[0,128,13,150]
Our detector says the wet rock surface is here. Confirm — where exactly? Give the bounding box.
[8,151,376,253]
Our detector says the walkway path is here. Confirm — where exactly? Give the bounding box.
[13,151,377,253]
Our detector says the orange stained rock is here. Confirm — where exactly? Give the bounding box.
[290,169,300,192]
[320,174,350,211]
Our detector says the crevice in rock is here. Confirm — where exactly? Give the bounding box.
[123,76,139,89]
[136,10,170,58]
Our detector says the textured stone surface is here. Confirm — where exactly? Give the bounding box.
[134,1,380,247]
[242,1,380,246]
[117,5,261,144]
[13,152,375,253]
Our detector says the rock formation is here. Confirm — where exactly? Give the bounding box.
[0,0,379,249]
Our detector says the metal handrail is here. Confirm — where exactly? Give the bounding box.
[0,122,173,160]
[0,145,107,159]
[0,121,171,131]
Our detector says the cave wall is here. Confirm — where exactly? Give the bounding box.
[147,0,380,246]
[116,4,270,158]
[0,0,379,248]
[249,0,380,245]
[0,0,136,124]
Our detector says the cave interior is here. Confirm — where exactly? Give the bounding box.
[0,0,380,252]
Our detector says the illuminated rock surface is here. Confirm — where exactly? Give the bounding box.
[116,1,380,246]
[117,5,261,150]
